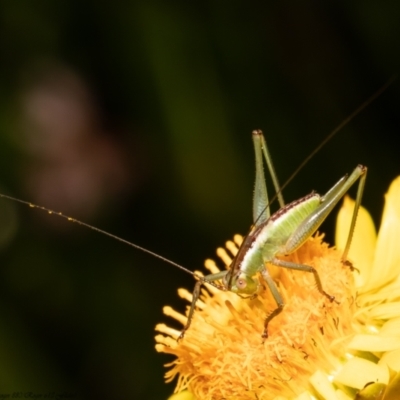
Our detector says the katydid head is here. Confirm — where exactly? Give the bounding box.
[223,270,258,295]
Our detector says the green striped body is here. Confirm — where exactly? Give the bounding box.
[224,193,321,294]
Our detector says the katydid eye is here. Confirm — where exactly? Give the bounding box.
[236,278,247,289]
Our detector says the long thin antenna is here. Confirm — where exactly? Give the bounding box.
[250,76,396,228]
[0,193,221,287]
[0,77,395,286]
[279,75,396,197]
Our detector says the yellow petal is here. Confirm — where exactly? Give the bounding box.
[379,349,400,372]
[365,177,400,292]
[167,391,196,400]
[347,334,400,352]
[380,317,400,336]
[366,302,400,320]
[309,370,338,400]
[295,392,313,400]
[384,373,400,400]
[335,390,353,400]
[335,195,376,287]
[334,357,389,389]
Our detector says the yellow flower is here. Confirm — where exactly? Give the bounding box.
[155,177,400,400]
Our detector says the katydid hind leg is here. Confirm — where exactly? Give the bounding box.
[283,165,367,257]
[259,133,285,208]
[252,130,285,226]
[252,131,271,224]
[340,166,367,262]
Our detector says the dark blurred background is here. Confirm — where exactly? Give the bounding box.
[0,2,398,399]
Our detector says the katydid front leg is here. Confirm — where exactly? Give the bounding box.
[178,270,228,341]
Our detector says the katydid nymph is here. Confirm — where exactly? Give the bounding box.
[179,130,366,340]
[0,129,366,342]
[4,78,397,341]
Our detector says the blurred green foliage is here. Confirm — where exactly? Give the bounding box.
[0,1,398,399]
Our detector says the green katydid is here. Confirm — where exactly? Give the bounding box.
[178,76,396,339]
[179,129,366,340]
[0,79,393,341]
[0,132,366,342]
[0,130,366,341]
